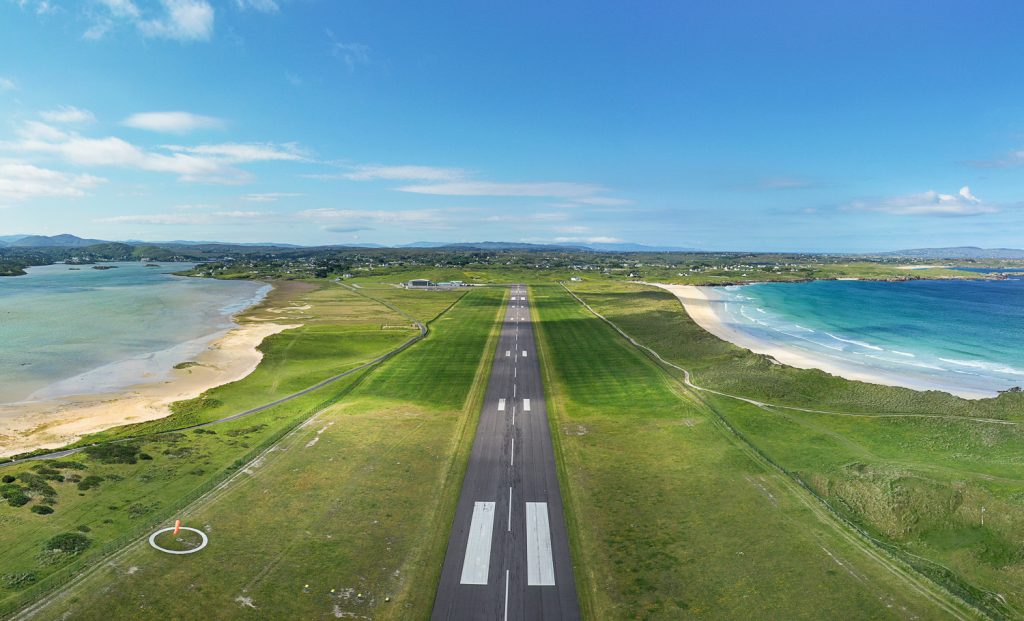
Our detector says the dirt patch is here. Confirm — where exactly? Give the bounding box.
[564,424,589,436]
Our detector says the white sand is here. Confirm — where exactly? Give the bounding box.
[649,283,992,399]
[0,322,300,457]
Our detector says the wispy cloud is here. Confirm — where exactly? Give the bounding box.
[0,162,106,201]
[97,209,268,225]
[300,207,468,230]
[40,106,96,124]
[0,77,16,91]
[2,121,304,184]
[240,192,303,202]
[965,150,1024,169]
[327,30,370,70]
[122,111,224,133]
[86,0,214,42]
[843,186,998,216]
[757,176,820,190]
[397,181,607,198]
[234,0,278,13]
[338,164,466,182]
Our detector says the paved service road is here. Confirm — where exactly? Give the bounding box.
[432,285,579,620]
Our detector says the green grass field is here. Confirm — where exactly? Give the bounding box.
[10,286,506,620]
[531,284,972,619]
[561,280,1024,618]
[0,282,477,617]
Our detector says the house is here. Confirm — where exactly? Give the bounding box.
[406,279,433,288]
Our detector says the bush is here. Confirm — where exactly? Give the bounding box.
[77,524,92,532]
[16,472,57,497]
[77,475,104,491]
[44,532,91,554]
[1,475,14,483]
[225,424,267,437]
[1,572,38,589]
[139,453,153,460]
[31,505,54,515]
[84,443,141,464]
[49,460,86,470]
[0,484,30,507]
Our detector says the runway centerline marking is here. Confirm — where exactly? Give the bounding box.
[523,398,531,412]
[526,502,556,586]
[510,437,514,467]
[460,501,496,585]
[504,569,510,621]
[507,486,512,532]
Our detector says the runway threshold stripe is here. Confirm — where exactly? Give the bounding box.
[526,502,556,586]
[523,398,531,412]
[460,502,496,585]
[522,350,528,357]
[498,398,506,411]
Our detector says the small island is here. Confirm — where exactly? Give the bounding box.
[91,265,118,270]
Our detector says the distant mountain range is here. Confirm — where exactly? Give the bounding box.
[878,247,1024,260]
[3,235,1023,259]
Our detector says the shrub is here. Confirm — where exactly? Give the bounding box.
[44,532,91,554]
[0,484,30,507]
[49,460,86,470]
[1,475,15,483]
[1,572,38,589]
[31,505,54,515]
[77,475,104,491]
[16,473,56,497]
[139,453,153,460]
[224,424,267,437]
[77,524,91,532]
[84,443,141,464]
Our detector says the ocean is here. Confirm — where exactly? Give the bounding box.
[713,276,1024,397]
[0,262,268,404]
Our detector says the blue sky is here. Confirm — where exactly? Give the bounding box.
[3,1,1024,251]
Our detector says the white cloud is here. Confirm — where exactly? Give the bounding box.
[339,164,466,182]
[757,177,818,190]
[844,186,998,216]
[300,207,465,230]
[0,163,106,201]
[234,0,278,12]
[240,192,303,202]
[122,111,224,133]
[40,106,96,124]
[138,0,214,41]
[397,181,607,198]
[98,0,141,18]
[165,142,305,163]
[552,236,623,244]
[327,31,370,70]
[0,77,16,91]
[569,196,634,206]
[98,209,268,225]
[2,121,304,184]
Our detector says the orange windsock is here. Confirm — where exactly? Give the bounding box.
[173,519,181,536]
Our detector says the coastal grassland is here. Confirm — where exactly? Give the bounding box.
[0,281,470,616]
[531,285,963,619]
[13,286,506,621]
[566,280,1024,618]
[345,265,583,285]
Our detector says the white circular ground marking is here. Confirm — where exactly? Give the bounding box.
[148,527,209,555]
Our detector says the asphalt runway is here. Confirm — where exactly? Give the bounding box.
[431,285,580,620]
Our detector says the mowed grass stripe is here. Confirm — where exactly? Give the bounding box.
[531,285,952,620]
[19,286,507,621]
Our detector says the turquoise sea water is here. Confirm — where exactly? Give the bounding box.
[714,277,1024,397]
[0,263,268,404]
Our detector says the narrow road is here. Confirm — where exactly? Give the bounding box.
[432,285,579,620]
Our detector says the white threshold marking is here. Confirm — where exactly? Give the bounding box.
[498,398,506,412]
[526,502,556,586]
[506,350,510,357]
[504,569,510,621]
[460,502,496,585]
[523,398,531,412]
[522,350,528,357]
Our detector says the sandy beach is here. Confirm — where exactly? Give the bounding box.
[649,283,992,399]
[0,321,299,457]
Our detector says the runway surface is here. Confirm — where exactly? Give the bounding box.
[431,285,579,620]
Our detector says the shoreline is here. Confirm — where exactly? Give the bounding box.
[0,275,305,457]
[648,282,997,400]
[0,321,299,457]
